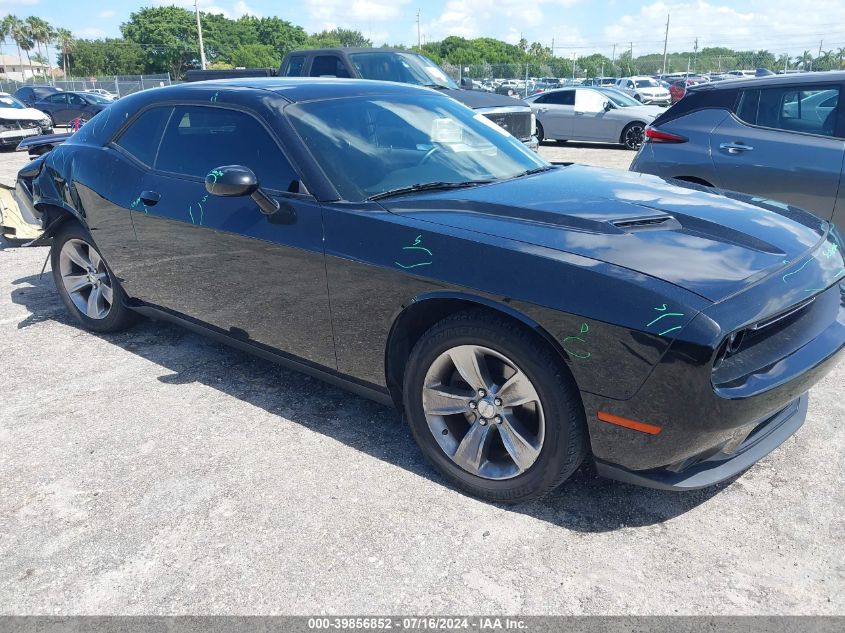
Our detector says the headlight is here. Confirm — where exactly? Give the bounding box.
[40,118,51,127]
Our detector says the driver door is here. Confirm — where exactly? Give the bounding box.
[125,103,336,368]
[535,90,574,139]
[573,88,611,141]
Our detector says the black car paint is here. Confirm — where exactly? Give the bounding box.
[13,85,60,107]
[20,78,845,489]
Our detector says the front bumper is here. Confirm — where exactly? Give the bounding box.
[595,395,807,490]
[0,183,42,240]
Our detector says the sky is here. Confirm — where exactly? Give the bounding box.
[5,0,845,58]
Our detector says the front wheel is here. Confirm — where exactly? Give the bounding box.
[51,221,139,333]
[402,310,587,503]
[535,121,545,143]
[622,122,645,150]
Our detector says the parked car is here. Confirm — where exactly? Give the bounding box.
[13,85,61,107]
[85,88,118,100]
[34,91,112,126]
[526,86,664,149]
[0,92,53,145]
[615,76,671,106]
[19,78,845,501]
[587,77,617,87]
[630,71,845,231]
[668,78,707,103]
[280,48,537,150]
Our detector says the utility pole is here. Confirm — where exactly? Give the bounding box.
[416,9,421,50]
[194,0,207,70]
[816,39,823,70]
[611,43,616,74]
[662,14,670,74]
[693,37,698,73]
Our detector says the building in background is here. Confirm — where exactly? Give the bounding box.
[0,55,50,81]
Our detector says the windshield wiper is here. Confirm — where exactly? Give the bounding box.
[368,180,493,201]
[511,165,556,179]
[421,83,451,90]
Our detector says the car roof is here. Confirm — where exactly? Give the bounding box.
[690,70,845,92]
[124,77,436,104]
[289,47,416,56]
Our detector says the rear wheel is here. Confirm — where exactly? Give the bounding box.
[622,122,646,150]
[402,310,587,503]
[51,221,138,333]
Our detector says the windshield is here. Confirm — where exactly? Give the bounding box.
[83,93,113,104]
[0,95,26,109]
[286,93,547,202]
[597,88,641,107]
[349,52,458,89]
[635,79,660,89]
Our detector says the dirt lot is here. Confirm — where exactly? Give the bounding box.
[0,143,843,615]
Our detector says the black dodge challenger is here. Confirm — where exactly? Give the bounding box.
[17,78,845,502]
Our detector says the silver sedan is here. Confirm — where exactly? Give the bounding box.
[525,87,664,150]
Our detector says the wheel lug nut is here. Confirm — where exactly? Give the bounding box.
[468,401,477,410]
[494,398,502,406]
[494,415,503,424]
[479,418,488,426]
[478,389,486,397]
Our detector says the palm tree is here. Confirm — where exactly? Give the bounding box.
[837,47,845,70]
[55,28,74,78]
[25,17,52,75]
[4,15,23,69]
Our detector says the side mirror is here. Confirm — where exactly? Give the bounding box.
[206,165,280,216]
[603,101,612,112]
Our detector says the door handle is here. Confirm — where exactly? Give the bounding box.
[537,108,548,113]
[720,142,753,154]
[139,190,161,206]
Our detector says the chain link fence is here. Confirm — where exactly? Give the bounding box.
[0,73,173,97]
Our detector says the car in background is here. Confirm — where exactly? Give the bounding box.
[18,78,845,501]
[587,77,617,87]
[669,77,707,103]
[615,76,671,105]
[0,92,52,145]
[280,48,537,150]
[630,71,845,231]
[85,88,118,100]
[13,85,61,107]
[33,90,112,126]
[526,86,663,149]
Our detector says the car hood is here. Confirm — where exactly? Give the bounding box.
[0,107,47,121]
[438,87,530,110]
[380,166,830,302]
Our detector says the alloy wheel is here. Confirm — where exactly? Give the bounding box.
[58,238,114,320]
[624,124,645,150]
[421,344,545,480]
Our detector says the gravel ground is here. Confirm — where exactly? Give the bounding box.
[0,143,843,616]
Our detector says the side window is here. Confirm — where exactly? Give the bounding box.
[310,55,350,78]
[533,94,549,104]
[46,93,67,104]
[739,84,840,137]
[68,94,86,106]
[155,106,298,192]
[575,89,605,112]
[546,91,574,106]
[627,80,634,89]
[114,107,173,166]
[734,89,760,125]
[285,55,306,77]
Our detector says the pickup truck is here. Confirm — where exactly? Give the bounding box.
[280,48,538,151]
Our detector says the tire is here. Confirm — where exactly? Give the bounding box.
[535,121,545,143]
[634,94,642,102]
[402,310,587,503]
[554,139,568,144]
[621,121,646,150]
[51,221,138,333]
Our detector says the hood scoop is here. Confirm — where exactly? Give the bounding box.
[611,215,680,231]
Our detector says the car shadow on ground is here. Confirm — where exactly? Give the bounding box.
[540,140,626,151]
[10,266,733,533]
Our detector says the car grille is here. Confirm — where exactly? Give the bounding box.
[0,120,40,132]
[483,111,532,140]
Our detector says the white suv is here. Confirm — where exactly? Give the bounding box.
[615,76,671,106]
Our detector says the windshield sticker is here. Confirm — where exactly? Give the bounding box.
[563,322,591,360]
[648,305,685,337]
[395,235,433,269]
[431,118,463,144]
[210,91,219,102]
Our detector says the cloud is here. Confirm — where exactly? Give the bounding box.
[234,0,260,16]
[421,0,583,45]
[305,0,413,23]
[152,0,232,18]
[604,0,845,55]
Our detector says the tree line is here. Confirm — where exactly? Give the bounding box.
[7,6,845,81]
